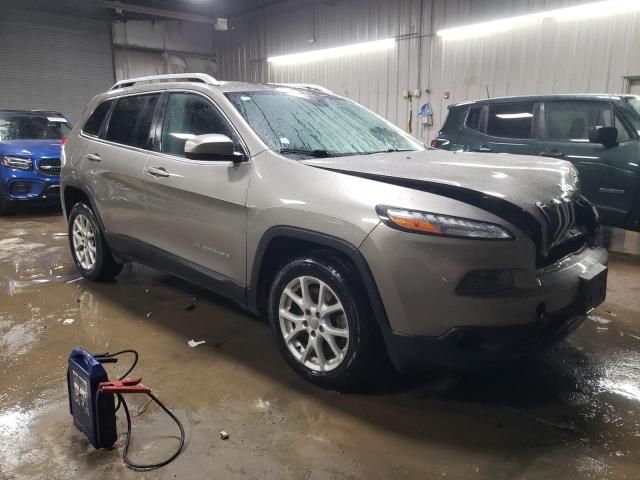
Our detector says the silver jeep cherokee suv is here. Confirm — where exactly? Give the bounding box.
[61,73,608,390]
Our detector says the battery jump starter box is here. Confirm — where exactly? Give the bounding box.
[67,347,117,448]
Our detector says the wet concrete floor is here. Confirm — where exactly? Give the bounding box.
[1,208,639,479]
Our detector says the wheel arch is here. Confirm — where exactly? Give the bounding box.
[62,182,106,231]
[249,226,391,333]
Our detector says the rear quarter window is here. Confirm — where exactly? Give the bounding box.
[82,100,113,137]
[105,94,160,149]
[440,107,466,135]
[465,106,484,131]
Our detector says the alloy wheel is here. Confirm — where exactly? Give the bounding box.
[72,214,97,270]
[278,275,350,372]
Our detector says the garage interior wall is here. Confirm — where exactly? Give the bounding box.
[0,0,114,122]
[216,0,640,142]
[112,20,217,80]
[2,0,639,136]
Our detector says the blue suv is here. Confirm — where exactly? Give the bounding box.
[0,110,71,215]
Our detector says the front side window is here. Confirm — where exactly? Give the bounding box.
[545,101,629,142]
[83,100,113,137]
[619,97,640,137]
[160,93,239,157]
[0,112,71,141]
[225,90,422,157]
[486,102,535,139]
[105,94,160,149]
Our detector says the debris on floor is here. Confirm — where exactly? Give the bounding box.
[185,297,198,311]
[188,339,206,348]
[219,430,229,440]
[589,315,612,325]
[62,318,74,325]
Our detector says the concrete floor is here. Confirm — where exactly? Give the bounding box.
[1,208,640,480]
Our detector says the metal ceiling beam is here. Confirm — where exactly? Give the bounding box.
[100,1,218,24]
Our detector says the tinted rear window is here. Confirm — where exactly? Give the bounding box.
[105,94,160,149]
[82,100,113,137]
[487,102,535,139]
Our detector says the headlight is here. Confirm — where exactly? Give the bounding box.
[1,156,33,170]
[376,206,514,240]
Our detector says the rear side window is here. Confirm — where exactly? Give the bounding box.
[160,92,239,157]
[105,94,160,149]
[82,100,113,137]
[545,101,629,141]
[487,102,535,139]
[465,106,483,131]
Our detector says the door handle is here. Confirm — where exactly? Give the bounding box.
[146,166,170,178]
[475,145,493,153]
[540,150,564,158]
[86,153,101,162]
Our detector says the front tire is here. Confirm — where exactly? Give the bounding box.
[68,202,123,281]
[268,253,384,391]
[0,197,14,216]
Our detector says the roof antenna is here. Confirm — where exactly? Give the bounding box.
[486,85,491,98]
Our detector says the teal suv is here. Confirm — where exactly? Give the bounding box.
[433,95,640,231]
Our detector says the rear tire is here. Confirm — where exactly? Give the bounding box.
[268,252,385,392]
[68,202,123,281]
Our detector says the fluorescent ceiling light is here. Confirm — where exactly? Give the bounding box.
[496,113,533,119]
[437,0,640,40]
[268,38,395,65]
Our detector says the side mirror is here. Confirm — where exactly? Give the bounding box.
[589,126,618,148]
[184,134,246,162]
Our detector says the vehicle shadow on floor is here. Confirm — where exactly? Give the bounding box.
[76,264,622,456]
[6,204,62,218]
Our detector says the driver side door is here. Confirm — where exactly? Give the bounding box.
[540,100,638,227]
[142,91,250,297]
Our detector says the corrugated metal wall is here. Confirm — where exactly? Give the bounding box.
[0,1,114,121]
[432,0,640,130]
[216,0,640,143]
[217,0,429,136]
[112,20,218,81]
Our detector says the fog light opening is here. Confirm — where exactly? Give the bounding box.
[456,269,514,296]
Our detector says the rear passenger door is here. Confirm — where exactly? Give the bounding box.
[142,91,250,289]
[540,100,638,226]
[85,93,160,243]
[474,102,539,156]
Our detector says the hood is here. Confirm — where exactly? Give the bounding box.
[302,149,592,261]
[0,139,62,159]
[301,149,579,212]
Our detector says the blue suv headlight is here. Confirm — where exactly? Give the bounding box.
[1,156,33,170]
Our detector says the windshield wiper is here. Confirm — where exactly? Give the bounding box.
[382,148,415,153]
[360,148,416,155]
[279,148,333,158]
